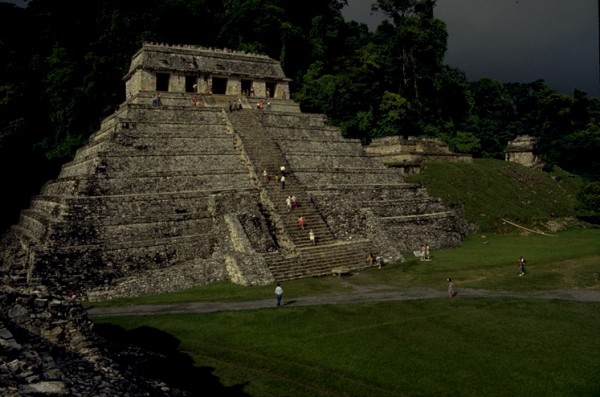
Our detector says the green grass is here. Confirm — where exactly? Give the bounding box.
[96,300,600,397]
[405,159,584,232]
[88,229,600,308]
[401,228,600,291]
[91,229,600,397]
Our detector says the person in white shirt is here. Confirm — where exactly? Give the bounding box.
[275,283,283,306]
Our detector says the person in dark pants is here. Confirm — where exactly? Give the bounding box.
[275,283,283,306]
[518,256,526,276]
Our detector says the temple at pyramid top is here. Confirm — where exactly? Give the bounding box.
[123,42,293,104]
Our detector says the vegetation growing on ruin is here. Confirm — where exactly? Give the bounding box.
[406,158,585,232]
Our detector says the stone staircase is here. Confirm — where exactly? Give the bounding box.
[227,110,373,279]
[263,240,373,280]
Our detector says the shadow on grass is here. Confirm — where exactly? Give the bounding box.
[95,323,252,396]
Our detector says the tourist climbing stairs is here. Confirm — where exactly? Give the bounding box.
[227,110,373,280]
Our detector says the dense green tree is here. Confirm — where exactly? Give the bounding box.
[366,0,447,137]
[446,131,481,155]
[432,66,472,129]
[463,78,515,158]
[532,89,575,169]
[218,0,285,55]
[559,124,600,180]
[392,16,446,101]
[371,0,435,21]
[375,91,413,137]
[576,181,600,223]
[0,3,55,230]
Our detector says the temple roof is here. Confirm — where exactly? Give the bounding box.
[124,42,289,81]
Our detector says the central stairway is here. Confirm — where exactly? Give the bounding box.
[227,110,373,280]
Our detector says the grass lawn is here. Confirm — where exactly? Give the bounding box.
[405,159,583,233]
[91,229,600,397]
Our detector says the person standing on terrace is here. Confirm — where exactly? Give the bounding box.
[309,229,316,246]
[298,216,305,230]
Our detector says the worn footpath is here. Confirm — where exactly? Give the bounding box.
[86,285,600,317]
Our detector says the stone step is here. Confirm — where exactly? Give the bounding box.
[43,173,255,195]
[228,110,337,250]
[75,136,238,162]
[265,240,373,281]
[33,190,212,212]
[27,204,212,226]
[377,210,457,222]
[267,250,368,271]
[94,105,229,142]
[19,209,213,246]
[61,153,247,175]
[111,104,229,125]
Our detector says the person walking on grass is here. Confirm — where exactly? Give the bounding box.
[447,278,455,298]
[518,256,527,276]
[275,283,283,307]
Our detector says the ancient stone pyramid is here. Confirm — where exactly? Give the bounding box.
[0,43,472,300]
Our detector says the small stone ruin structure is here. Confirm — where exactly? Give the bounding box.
[364,136,473,175]
[0,43,473,301]
[125,43,296,112]
[505,135,542,168]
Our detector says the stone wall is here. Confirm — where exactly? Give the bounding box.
[124,43,291,101]
[0,285,185,396]
[364,136,473,174]
[0,282,253,395]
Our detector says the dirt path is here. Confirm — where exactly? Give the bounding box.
[86,286,600,317]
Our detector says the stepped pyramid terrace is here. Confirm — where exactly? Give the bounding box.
[0,43,473,300]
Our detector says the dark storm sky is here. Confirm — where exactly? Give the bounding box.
[342,0,600,97]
